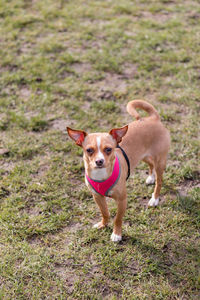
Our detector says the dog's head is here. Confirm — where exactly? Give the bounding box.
[67,125,128,180]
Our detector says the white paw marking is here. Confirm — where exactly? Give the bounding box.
[111,232,122,242]
[93,222,106,229]
[148,193,159,207]
[146,173,155,185]
[93,223,100,228]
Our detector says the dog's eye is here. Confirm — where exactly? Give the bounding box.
[86,148,94,155]
[104,147,112,154]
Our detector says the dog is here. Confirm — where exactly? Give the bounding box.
[67,100,170,242]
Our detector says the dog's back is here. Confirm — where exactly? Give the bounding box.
[120,100,170,168]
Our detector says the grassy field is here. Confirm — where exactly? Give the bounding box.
[0,0,200,299]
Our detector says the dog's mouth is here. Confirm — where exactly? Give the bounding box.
[95,165,105,169]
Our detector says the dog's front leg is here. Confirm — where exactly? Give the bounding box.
[111,193,127,242]
[93,194,110,229]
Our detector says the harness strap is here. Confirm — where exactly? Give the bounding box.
[116,145,130,180]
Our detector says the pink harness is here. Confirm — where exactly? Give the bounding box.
[85,156,121,197]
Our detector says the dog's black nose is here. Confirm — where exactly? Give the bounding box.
[95,159,104,167]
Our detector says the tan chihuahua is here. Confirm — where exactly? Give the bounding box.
[67,100,170,242]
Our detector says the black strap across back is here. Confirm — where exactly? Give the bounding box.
[116,145,130,181]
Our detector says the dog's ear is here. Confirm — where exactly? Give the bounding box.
[67,127,87,146]
[109,125,128,143]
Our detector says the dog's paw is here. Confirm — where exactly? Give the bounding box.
[93,222,106,229]
[148,193,159,207]
[111,232,122,242]
[146,173,155,185]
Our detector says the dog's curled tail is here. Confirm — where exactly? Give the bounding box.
[126,100,160,121]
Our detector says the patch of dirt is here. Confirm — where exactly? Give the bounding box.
[24,110,38,119]
[0,148,9,155]
[0,161,16,176]
[19,87,31,101]
[82,100,91,110]
[118,102,131,120]
[72,62,92,74]
[61,222,84,246]
[101,72,127,89]
[90,72,130,100]
[158,101,190,116]
[28,234,44,246]
[187,12,200,20]
[81,19,111,28]
[27,205,44,217]
[37,163,50,177]
[54,263,79,294]
[177,179,200,197]
[122,63,138,79]
[20,42,33,54]
[50,119,75,132]
[31,160,50,180]
[141,11,172,23]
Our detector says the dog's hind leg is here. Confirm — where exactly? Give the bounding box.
[143,156,155,185]
[148,156,167,207]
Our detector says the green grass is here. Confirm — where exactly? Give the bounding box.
[0,0,200,299]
